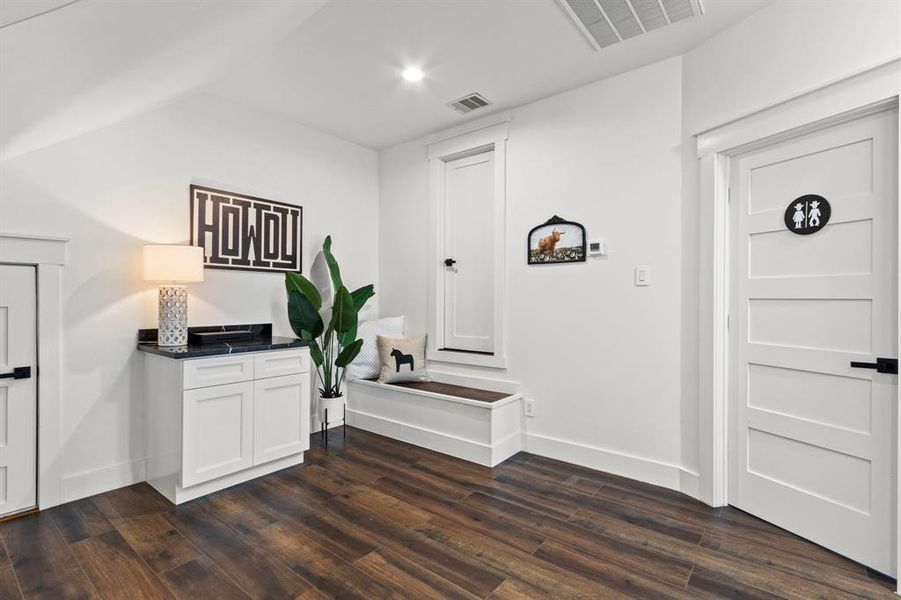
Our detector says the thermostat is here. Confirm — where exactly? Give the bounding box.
[588,239,607,257]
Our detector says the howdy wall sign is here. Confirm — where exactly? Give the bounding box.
[190,185,303,273]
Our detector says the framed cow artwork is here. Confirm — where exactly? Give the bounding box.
[527,215,586,265]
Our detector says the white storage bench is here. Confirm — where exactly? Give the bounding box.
[346,378,522,467]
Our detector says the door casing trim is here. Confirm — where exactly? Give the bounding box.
[426,120,509,369]
[0,233,68,510]
[696,58,901,584]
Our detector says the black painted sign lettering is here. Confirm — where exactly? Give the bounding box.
[190,185,303,273]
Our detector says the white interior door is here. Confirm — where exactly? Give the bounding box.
[0,265,37,518]
[729,108,898,575]
[443,150,495,353]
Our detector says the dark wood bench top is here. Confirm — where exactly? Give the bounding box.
[362,379,511,403]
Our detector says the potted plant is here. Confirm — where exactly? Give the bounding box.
[285,236,374,421]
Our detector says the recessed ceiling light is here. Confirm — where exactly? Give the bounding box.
[401,67,423,82]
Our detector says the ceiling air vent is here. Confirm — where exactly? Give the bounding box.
[447,92,492,115]
[559,0,704,50]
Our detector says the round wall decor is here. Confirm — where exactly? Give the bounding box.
[784,194,830,235]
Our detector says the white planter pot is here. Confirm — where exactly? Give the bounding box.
[318,394,344,427]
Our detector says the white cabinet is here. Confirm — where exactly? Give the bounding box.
[253,373,311,465]
[144,347,311,504]
[182,381,254,487]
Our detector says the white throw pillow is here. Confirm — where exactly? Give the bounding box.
[345,316,405,381]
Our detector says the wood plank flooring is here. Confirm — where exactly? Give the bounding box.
[0,426,895,599]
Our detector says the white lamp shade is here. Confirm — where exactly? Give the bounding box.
[143,245,204,282]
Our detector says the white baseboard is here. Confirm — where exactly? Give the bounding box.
[347,408,519,467]
[522,432,691,494]
[60,459,147,504]
[54,436,700,509]
[678,468,701,500]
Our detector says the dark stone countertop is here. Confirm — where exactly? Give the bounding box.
[136,323,311,359]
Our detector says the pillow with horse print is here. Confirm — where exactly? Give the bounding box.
[376,334,430,384]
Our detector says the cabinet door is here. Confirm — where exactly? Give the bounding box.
[182,381,254,487]
[253,373,310,465]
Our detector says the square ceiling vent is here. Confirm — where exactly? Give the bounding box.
[447,92,493,114]
[559,0,704,50]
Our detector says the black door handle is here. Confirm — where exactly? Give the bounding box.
[850,358,898,375]
[444,258,457,267]
[0,366,31,380]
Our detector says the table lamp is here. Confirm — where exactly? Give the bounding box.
[143,245,204,346]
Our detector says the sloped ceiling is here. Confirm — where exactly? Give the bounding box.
[1,0,769,158]
[0,0,327,160]
[0,0,77,28]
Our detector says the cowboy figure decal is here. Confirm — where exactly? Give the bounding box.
[808,200,822,227]
[784,195,831,236]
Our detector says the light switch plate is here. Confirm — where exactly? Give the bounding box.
[634,265,650,286]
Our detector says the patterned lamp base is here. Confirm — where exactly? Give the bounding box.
[158,285,188,346]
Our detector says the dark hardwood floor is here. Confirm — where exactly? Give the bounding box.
[0,426,895,599]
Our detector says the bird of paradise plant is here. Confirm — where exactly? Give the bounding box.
[285,236,374,398]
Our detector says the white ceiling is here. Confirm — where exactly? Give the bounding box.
[0,0,327,160]
[1,0,769,158]
[211,0,770,149]
[0,0,75,28]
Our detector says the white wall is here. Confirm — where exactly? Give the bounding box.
[381,1,901,497]
[680,0,901,496]
[0,93,379,502]
[4,0,896,507]
[380,57,687,488]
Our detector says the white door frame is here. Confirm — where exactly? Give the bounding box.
[426,119,509,369]
[696,58,901,585]
[0,233,68,510]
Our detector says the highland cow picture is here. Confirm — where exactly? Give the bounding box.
[528,216,586,265]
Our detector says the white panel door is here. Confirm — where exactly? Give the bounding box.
[0,266,37,518]
[730,108,898,575]
[444,150,495,353]
[253,373,310,465]
[182,381,254,487]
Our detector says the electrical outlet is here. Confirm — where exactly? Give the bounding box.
[524,398,535,417]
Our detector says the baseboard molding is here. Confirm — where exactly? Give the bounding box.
[54,434,700,507]
[347,408,519,467]
[678,468,701,500]
[522,432,690,494]
[60,459,146,504]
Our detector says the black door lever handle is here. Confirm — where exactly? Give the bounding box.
[0,366,31,380]
[444,258,457,267]
[850,358,898,375]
